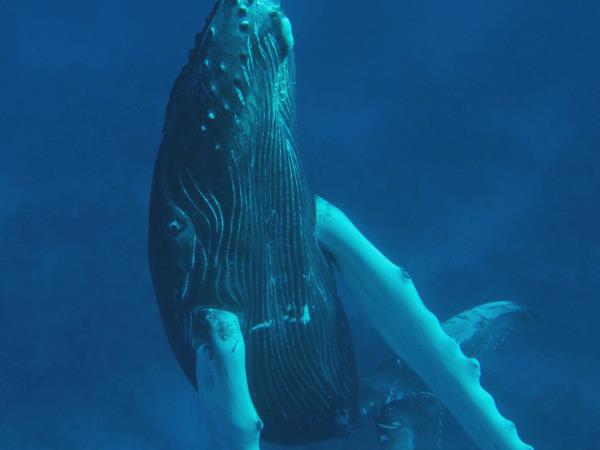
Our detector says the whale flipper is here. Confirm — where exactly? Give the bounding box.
[315,197,533,450]
[363,301,529,448]
[361,301,529,423]
[194,309,262,450]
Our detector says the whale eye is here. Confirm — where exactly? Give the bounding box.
[239,21,250,32]
[167,219,184,236]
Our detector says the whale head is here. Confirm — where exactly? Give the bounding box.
[149,0,300,385]
[161,0,295,160]
[150,0,298,321]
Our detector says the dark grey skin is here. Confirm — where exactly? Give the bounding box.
[149,0,357,445]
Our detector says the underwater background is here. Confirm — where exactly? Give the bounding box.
[1,0,599,448]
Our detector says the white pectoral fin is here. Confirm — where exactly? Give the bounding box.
[315,197,533,450]
[195,309,263,450]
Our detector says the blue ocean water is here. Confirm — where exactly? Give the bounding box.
[1,0,599,449]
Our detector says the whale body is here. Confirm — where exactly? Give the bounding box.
[148,0,358,444]
[149,2,534,449]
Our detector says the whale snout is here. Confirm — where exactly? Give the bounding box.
[207,0,294,61]
[165,0,296,156]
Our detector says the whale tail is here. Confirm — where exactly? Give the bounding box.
[360,301,529,449]
[442,300,531,357]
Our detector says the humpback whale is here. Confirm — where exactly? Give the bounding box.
[148,1,533,449]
